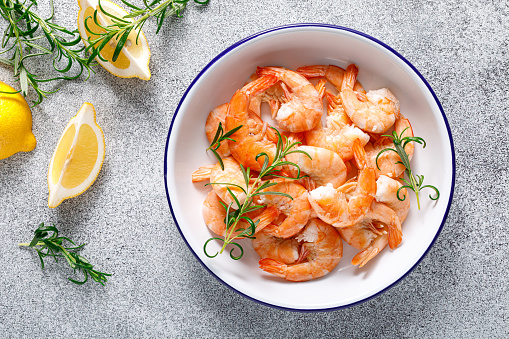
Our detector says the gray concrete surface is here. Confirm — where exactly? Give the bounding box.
[0,0,508,337]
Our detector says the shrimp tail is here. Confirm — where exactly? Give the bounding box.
[254,206,280,233]
[352,246,381,268]
[387,217,403,250]
[296,65,328,78]
[191,165,214,182]
[341,64,359,90]
[259,258,287,278]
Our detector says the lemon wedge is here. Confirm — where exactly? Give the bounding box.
[0,82,36,160]
[77,0,151,80]
[48,103,105,208]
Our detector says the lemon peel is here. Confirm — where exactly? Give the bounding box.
[47,102,105,208]
[0,82,36,160]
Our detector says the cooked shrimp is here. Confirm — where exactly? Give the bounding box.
[247,73,285,119]
[192,156,246,208]
[256,180,311,238]
[308,139,376,227]
[252,224,300,264]
[257,66,322,133]
[297,64,366,93]
[340,64,399,134]
[205,103,231,158]
[259,219,343,282]
[225,75,279,172]
[202,190,279,237]
[305,88,370,161]
[285,145,347,188]
[366,113,415,178]
[338,201,402,267]
[350,225,389,268]
[375,175,410,223]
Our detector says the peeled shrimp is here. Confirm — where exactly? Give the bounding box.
[308,139,376,227]
[257,66,323,133]
[256,180,311,238]
[252,224,300,264]
[202,190,279,237]
[225,75,279,172]
[247,73,285,118]
[259,219,343,282]
[205,103,231,158]
[340,64,399,134]
[375,175,410,223]
[338,200,402,267]
[192,156,246,209]
[366,113,415,178]
[305,90,370,161]
[285,145,347,189]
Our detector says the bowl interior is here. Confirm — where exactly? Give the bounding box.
[166,25,454,311]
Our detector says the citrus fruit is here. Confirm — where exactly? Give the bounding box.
[48,103,105,208]
[77,0,151,80]
[0,82,36,160]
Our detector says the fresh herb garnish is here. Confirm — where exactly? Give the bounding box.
[376,127,440,209]
[84,0,209,64]
[0,0,94,105]
[19,222,111,285]
[206,122,242,170]
[203,126,310,260]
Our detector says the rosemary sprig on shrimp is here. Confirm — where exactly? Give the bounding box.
[203,127,310,260]
[206,122,241,170]
[376,128,439,209]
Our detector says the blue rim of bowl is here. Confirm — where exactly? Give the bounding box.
[164,23,456,312]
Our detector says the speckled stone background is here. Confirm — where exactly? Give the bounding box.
[0,0,507,337]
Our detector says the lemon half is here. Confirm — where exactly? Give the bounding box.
[0,82,36,160]
[48,103,105,208]
[77,0,151,80]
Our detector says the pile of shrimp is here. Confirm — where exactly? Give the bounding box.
[192,63,415,282]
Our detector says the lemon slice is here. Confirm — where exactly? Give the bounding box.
[48,103,105,208]
[77,0,151,80]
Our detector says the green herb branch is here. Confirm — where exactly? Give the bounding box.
[206,122,242,170]
[203,126,310,260]
[85,0,209,64]
[0,0,94,105]
[376,127,440,209]
[19,222,111,285]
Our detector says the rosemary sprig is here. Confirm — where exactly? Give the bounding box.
[19,222,111,285]
[203,126,310,260]
[376,127,440,209]
[206,122,242,170]
[84,0,209,64]
[0,0,94,105]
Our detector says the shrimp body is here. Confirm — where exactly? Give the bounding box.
[305,92,370,161]
[205,103,230,157]
[375,175,410,223]
[340,64,399,134]
[257,181,311,238]
[202,191,279,237]
[225,75,279,172]
[308,140,376,227]
[252,224,300,264]
[338,201,402,267]
[192,157,246,209]
[257,67,322,133]
[285,145,347,188]
[259,219,343,282]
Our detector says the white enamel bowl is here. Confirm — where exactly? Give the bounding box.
[164,24,455,311]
